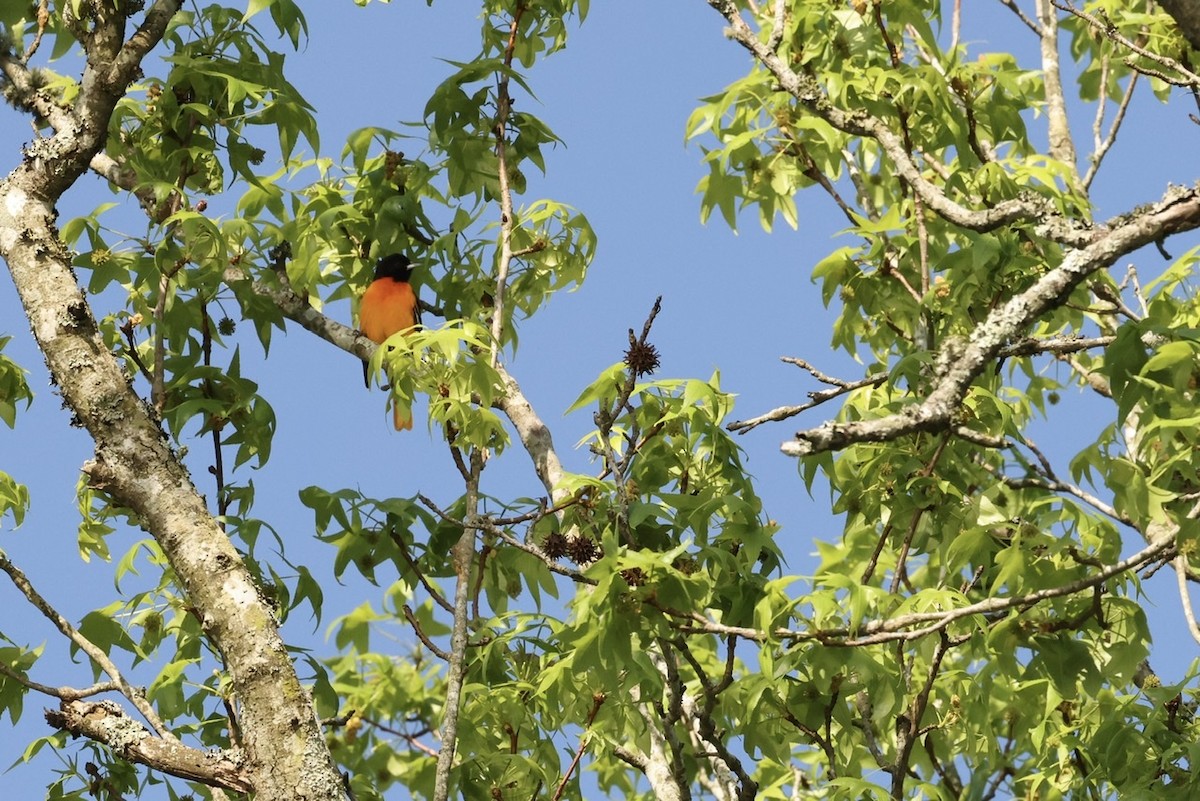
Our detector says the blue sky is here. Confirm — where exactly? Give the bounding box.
[1,2,1198,797]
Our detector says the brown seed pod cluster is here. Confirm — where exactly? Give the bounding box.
[542,532,602,565]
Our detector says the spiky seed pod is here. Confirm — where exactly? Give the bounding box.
[624,336,660,377]
[541,531,569,560]
[565,536,601,565]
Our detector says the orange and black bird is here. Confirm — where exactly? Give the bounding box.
[360,253,420,430]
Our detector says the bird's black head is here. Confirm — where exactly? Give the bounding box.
[375,253,414,282]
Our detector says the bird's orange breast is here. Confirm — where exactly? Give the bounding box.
[360,279,418,344]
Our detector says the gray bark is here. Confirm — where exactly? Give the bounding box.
[0,2,342,797]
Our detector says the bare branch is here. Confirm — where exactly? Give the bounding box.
[998,334,1113,358]
[21,0,50,62]
[45,700,251,794]
[0,660,118,702]
[1174,554,1200,647]
[728,361,888,433]
[995,0,1043,35]
[992,472,1130,526]
[1053,0,1200,87]
[552,694,606,801]
[0,552,174,739]
[1084,70,1139,190]
[401,604,451,661]
[432,448,482,801]
[891,634,953,798]
[778,186,1200,457]
[487,6,523,366]
[674,533,1175,646]
[706,0,1094,247]
[1036,0,1081,186]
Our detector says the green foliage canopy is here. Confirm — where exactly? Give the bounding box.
[1,1,1200,800]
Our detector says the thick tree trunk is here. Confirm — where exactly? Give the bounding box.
[0,2,342,797]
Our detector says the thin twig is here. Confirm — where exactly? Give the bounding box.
[784,136,859,226]
[862,520,897,587]
[1053,0,1200,86]
[999,432,1132,525]
[995,0,1042,35]
[118,315,154,383]
[0,552,176,740]
[1083,71,1137,190]
[890,435,952,594]
[993,473,1129,526]
[780,706,838,775]
[891,633,952,799]
[400,499,457,612]
[881,252,924,303]
[781,356,858,387]
[151,259,186,414]
[401,604,451,661]
[0,660,118,701]
[363,715,440,757]
[551,693,606,801]
[21,0,51,62]
[595,296,665,544]
[487,495,581,527]
[728,361,888,433]
[200,303,228,517]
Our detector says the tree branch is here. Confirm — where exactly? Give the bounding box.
[432,448,481,801]
[0,549,172,738]
[0,2,344,796]
[728,359,888,433]
[778,186,1200,456]
[486,4,524,366]
[1083,67,1138,190]
[1174,554,1200,647]
[1036,0,1080,187]
[706,0,1095,247]
[891,634,952,799]
[995,0,1042,35]
[45,700,251,794]
[0,660,118,703]
[674,533,1175,646]
[1053,0,1200,87]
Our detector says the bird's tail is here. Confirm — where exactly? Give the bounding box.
[392,400,413,431]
